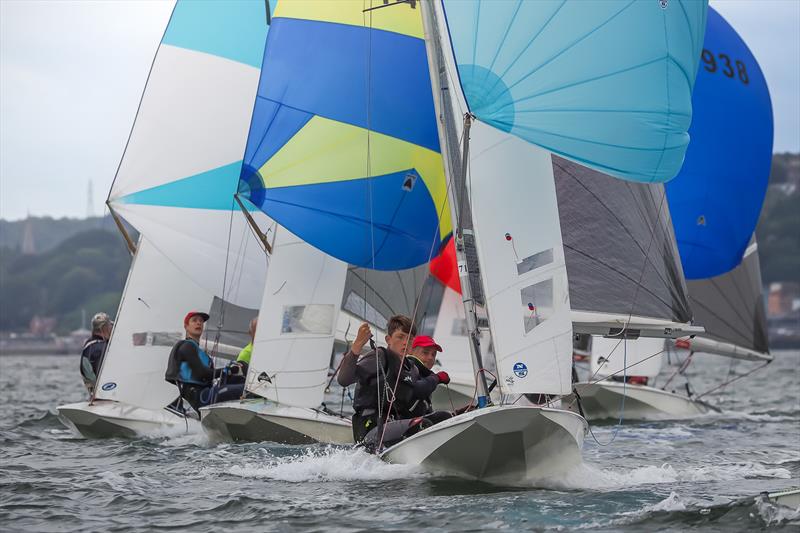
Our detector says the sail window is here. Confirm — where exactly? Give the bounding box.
[516,248,554,276]
[520,279,554,334]
[281,305,335,335]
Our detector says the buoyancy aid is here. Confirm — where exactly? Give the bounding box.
[164,339,213,386]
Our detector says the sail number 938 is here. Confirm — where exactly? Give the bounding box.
[701,48,749,84]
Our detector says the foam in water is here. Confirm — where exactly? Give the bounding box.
[756,495,800,526]
[228,447,427,483]
[533,460,792,491]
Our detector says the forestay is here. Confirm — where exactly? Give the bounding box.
[246,228,348,409]
[95,238,233,410]
[107,0,272,310]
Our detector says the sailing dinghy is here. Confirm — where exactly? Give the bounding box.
[213,0,706,482]
[570,6,773,422]
[379,0,707,482]
[58,0,272,438]
[200,228,354,444]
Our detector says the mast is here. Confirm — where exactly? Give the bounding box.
[420,0,490,407]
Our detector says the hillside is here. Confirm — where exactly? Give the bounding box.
[0,154,798,334]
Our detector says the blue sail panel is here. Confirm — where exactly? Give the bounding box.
[442,0,708,183]
[163,0,270,68]
[239,5,449,271]
[256,169,442,270]
[666,7,773,279]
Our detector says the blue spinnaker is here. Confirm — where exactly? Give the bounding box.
[666,7,773,279]
[442,0,708,183]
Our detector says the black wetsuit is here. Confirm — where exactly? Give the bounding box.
[338,348,449,446]
[165,339,243,414]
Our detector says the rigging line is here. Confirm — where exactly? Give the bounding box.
[613,186,671,339]
[556,161,675,295]
[586,337,628,447]
[210,197,237,404]
[695,360,770,401]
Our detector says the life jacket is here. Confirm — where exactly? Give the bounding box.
[79,335,106,383]
[352,348,414,418]
[164,339,212,386]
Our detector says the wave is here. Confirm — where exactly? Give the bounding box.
[533,460,792,491]
[227,447,428,483]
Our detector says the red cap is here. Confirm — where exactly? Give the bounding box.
[412,335,442,352]
[184,311,210,325]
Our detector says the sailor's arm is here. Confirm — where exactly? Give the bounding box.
[337,323,372,386]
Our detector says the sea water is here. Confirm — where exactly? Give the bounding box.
[0,352,798,531]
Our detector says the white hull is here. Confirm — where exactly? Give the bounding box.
[568,381,716,422]
[200,399,353,445]
[57,400,188,438]
[380,405,587,484]
[766,488,800,509]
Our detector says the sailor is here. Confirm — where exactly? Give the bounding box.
[164,311,244,415]
[405,335,452,420]
[79,312,113,394]
[337,316,451,449]
[226,316,257,383]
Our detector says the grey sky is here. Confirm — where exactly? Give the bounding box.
[1,0,798,221]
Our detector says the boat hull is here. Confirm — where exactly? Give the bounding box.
[57,400,187,438]
[380,405,587,484]
[766,488,800,509]
[567,381,716,422]
[200,399,353,445]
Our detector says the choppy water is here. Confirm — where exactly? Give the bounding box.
[1,352,798,532]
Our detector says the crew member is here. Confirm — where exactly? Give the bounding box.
[164,311,243,415]
[337,316,451,449]
[80,312,113,394]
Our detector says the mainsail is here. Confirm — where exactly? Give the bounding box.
[683,239,770,360]
[246,227,348,409]
[96,1,272,407]
[238,1,450,270]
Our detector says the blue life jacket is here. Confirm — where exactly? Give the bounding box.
[178,339,212,386]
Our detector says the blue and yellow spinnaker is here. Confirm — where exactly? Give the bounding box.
[240,1,450,271]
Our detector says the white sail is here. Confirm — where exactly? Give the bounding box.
[468,120,574,396]
[590,336,665,380]
[246,228,348,409]
[106,2,270,309]
[432,286,485,386]
[95,237,230,410]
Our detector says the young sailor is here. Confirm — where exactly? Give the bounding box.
[164,311,243,415]
[337,316,451,449]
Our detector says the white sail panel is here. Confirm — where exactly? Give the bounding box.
[109,44,262,201]
[95,237,229,410]
[590,336,665,379]
[433,286,483,386]
[247,228,348,408]
[468,120,573,396]
[112,204,270,309]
